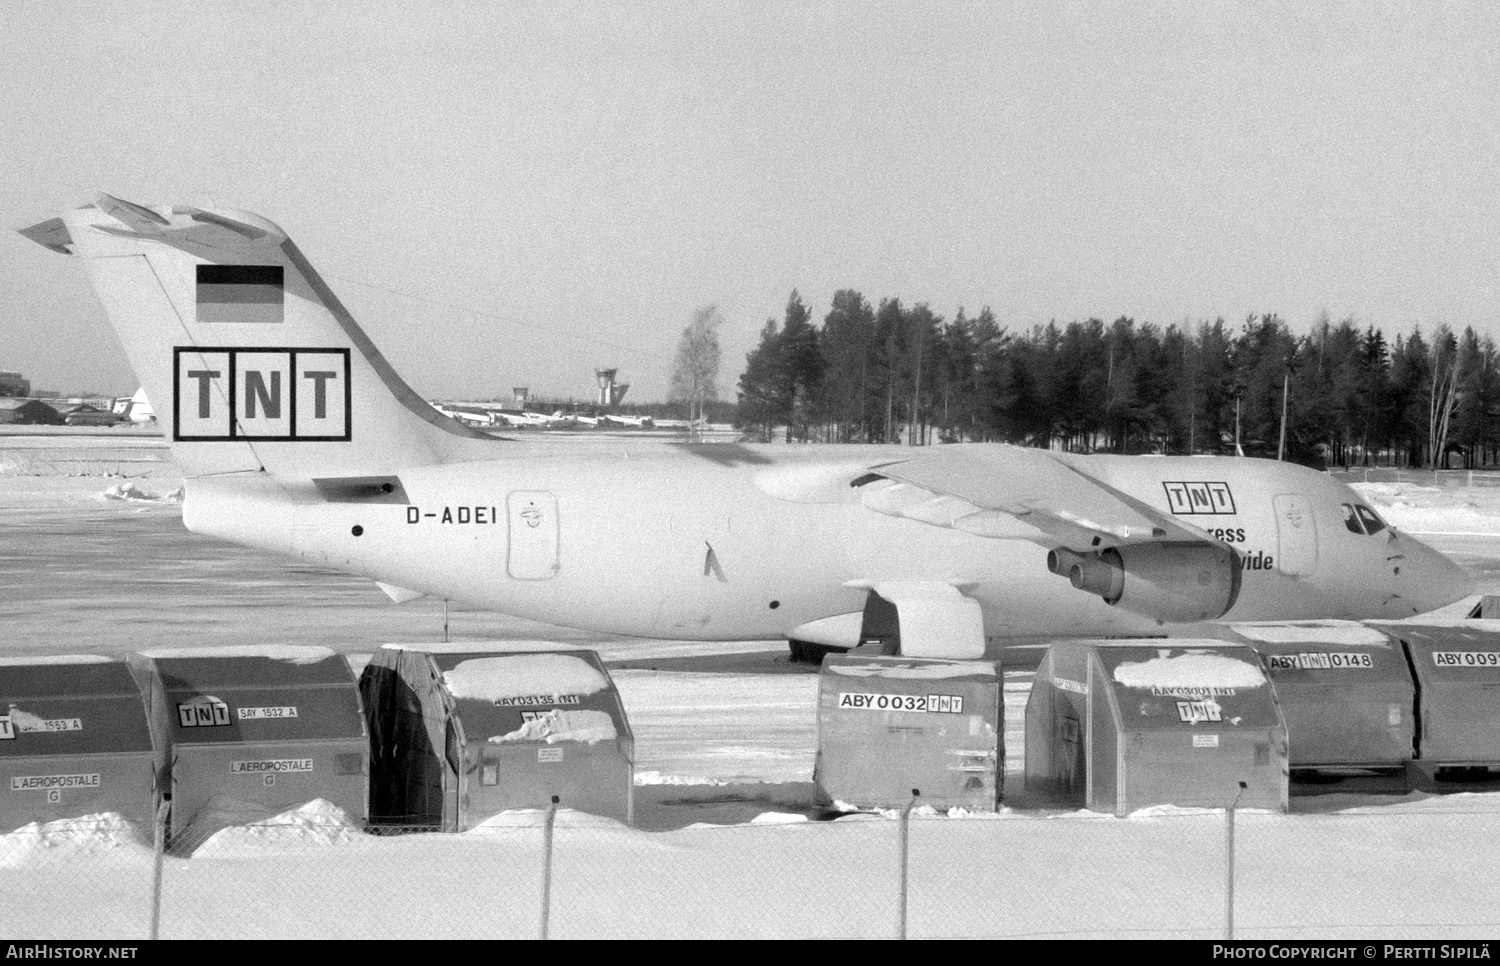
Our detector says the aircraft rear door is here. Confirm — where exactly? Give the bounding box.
[1273,493,1319,576]
[507,491,560,580]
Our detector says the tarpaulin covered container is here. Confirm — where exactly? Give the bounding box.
[1026,641,1288,815]
[814,655,1002,811]
[129,646,367,844]
[0,656,155,834]
[1226,622,1416,772]
[361,645,634,829]
[1371,621,1500,774]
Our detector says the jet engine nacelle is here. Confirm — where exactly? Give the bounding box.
[1047,542,1240,623]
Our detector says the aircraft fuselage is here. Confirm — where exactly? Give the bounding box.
[184,442,1470,642]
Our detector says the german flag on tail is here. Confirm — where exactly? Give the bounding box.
[196,264,283,324]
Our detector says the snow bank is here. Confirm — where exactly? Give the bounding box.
[825,661,997,680]
[444,654,608,701]
[488,709,618,744]
[467,807,629,830]
[101,482,182,503]
[828,801,998,820]
[136,644,337,664]
[189,799,364,857]
[1111,650,1265,690]
[1371,617,1500,632]
[0,654,113,666]
[635,771,729,786]
[1351,481,1500,534]
[1228,621,1392,646]
[0,813,148,866]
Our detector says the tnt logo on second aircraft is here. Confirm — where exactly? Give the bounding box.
[174,346,351,441]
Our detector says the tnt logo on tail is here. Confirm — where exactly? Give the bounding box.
[174,347,351,441]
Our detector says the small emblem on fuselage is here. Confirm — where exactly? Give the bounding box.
[1162,481,1236,515]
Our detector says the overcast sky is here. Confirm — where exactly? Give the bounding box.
[1,1,1495,401]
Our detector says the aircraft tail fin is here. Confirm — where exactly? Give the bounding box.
[21,196,493,479]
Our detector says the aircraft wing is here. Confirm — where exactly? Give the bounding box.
[859,446,1214,550]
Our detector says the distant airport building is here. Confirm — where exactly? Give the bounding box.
[512,387,529,407]
[0,371,30,398]
[594,369,629,407]
[595,369,616,407]
[0,399,63,425]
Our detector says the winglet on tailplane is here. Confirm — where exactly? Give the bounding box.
[19,195,494,479]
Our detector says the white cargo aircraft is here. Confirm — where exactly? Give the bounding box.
[20,197,1473,659]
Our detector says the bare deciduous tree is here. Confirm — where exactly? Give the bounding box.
[1428,325,1463,469]
[671,305,723,442]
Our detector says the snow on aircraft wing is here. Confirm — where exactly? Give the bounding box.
[860,445,1214,550]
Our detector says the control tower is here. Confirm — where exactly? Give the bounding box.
[595,369,618,408]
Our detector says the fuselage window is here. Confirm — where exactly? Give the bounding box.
[1341,503,1365,534]
[1355,504,1387,535]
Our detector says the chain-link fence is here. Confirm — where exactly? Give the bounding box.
[5,796,1500,939]
[0,444,172,478]
[1329,467,1500,489]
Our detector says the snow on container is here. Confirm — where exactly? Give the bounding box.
[361,645,634,830]
[1026,641,1288,815]
[1222,622,1416,774]
[814,655,1002,811]
[129,646,367,845]
[0,656,155,834]
[1370,621,1500,778]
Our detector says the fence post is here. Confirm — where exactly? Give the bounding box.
[540,795,559,941]
[149,799,169,941]
[1225,781,1246,940]
[898,788,919,940]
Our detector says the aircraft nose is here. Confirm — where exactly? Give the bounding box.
[1395,533,1475,613]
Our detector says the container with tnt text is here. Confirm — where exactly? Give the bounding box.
[360,644,634,830]
[0,656,155,835]
[814,655,1002,811]
[128,646,368,848]
[1369,620,1500,779]
[1222,621,1417,776]
[1026,641,1288,816]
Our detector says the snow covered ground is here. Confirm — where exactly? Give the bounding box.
[1351,477,1500,537]
[6,446,1500,938]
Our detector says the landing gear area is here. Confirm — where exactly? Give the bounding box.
[786,638,896,664]
[787,639,846,664]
